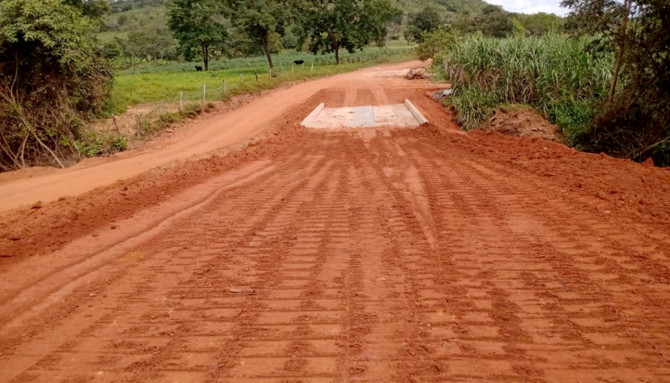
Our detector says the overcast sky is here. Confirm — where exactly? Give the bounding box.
[486,0,569,16]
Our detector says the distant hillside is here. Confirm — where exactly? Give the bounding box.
[395,0,488,15]
[98,0,491,42]
[98,0,492,60]
[98,0,561,62]
[98,5,167,43]
[104,0,488,14]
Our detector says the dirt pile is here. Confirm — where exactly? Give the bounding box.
[405,67,431,79]
[483,106,560,141]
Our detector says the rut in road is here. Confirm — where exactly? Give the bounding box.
[1,124,670,383]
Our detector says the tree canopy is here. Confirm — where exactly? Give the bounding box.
[405,6,444,43]
[229,0,291,70]
[167,0,228,70]
[294,0,401,64]
[562,0,670,164]
[0,0,112,170]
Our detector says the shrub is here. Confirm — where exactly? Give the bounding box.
[416,28,458,63]
[443,34,613,140]
[0,0,112,171]
[76,131,127,157]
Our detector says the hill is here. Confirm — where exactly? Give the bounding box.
[97,0,561,62]
[99,0,492,44]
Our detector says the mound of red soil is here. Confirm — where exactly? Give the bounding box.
[483,106,560,141]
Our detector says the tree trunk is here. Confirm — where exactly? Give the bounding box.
[262,35,274,70]
[609,0,631,102]
[203,44,209,71]
[335,45,340,65]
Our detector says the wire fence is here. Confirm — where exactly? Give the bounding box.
[100,48,416,139]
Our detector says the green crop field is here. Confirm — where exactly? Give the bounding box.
[109,42,416,114]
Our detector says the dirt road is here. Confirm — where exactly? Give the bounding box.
[0,62,432,213]
[1,63,670,382]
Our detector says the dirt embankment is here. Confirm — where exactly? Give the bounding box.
[482,106,561,141]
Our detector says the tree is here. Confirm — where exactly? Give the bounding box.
[64,0,111,19]
[405,7,443,43]
[476,5,513,38]
[516,12,565,36]
[229,0,291,70]
[294,0,401,64]
[562,0,670,165]
[0,0,112,170]
[416,28,458,62]
[167,0,228,71]
[368,1,403,48]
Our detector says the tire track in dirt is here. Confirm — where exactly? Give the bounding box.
[0,147,331,381]
[403,129,670,382]
[2,87,670,383]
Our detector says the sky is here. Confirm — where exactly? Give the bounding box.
[485,0,570,16]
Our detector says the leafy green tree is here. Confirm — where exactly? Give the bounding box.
[167,0,228,70]
[229,0,291,70]
[294,0,400,64]
[405,6,443,43]
[368,1,403,48]
[64,0,111,19]
[0,0,112,170]
[562,0,670,164]
[476,5,513,38]
[517,12,565,36]
[416,28,458,62]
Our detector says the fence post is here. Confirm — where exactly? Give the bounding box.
[302,63,305,71]
[311,62,314,72]
[202,83,206,103]
[240,74,244,84]
[179,91,183,112]
[223,79,227,95]
[255,71,258,82]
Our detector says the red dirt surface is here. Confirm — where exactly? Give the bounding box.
[1,61,670,383]
[483,106,560,141]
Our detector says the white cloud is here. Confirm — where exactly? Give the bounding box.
[485,0,570,16]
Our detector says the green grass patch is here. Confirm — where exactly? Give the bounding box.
[107,45,415,114]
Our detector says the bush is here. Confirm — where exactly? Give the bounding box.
[76,131,127,157]
[443,34,613,139]
[448,86,500,130]
[0,0,112,171]
[416,28,458,63]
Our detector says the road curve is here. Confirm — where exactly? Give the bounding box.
[0,61,424,213]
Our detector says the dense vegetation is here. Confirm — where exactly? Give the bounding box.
[432,0,669,165]
[4,0,665,170]
[98,0,497,64]
[444,35,612,141]
[562,0,670,165]
[0,0,114,170]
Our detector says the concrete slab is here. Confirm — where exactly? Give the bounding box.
[301,101,428,129]
[351,106,375,128]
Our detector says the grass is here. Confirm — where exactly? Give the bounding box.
[108,43,416,114]
[442,34,614,144]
